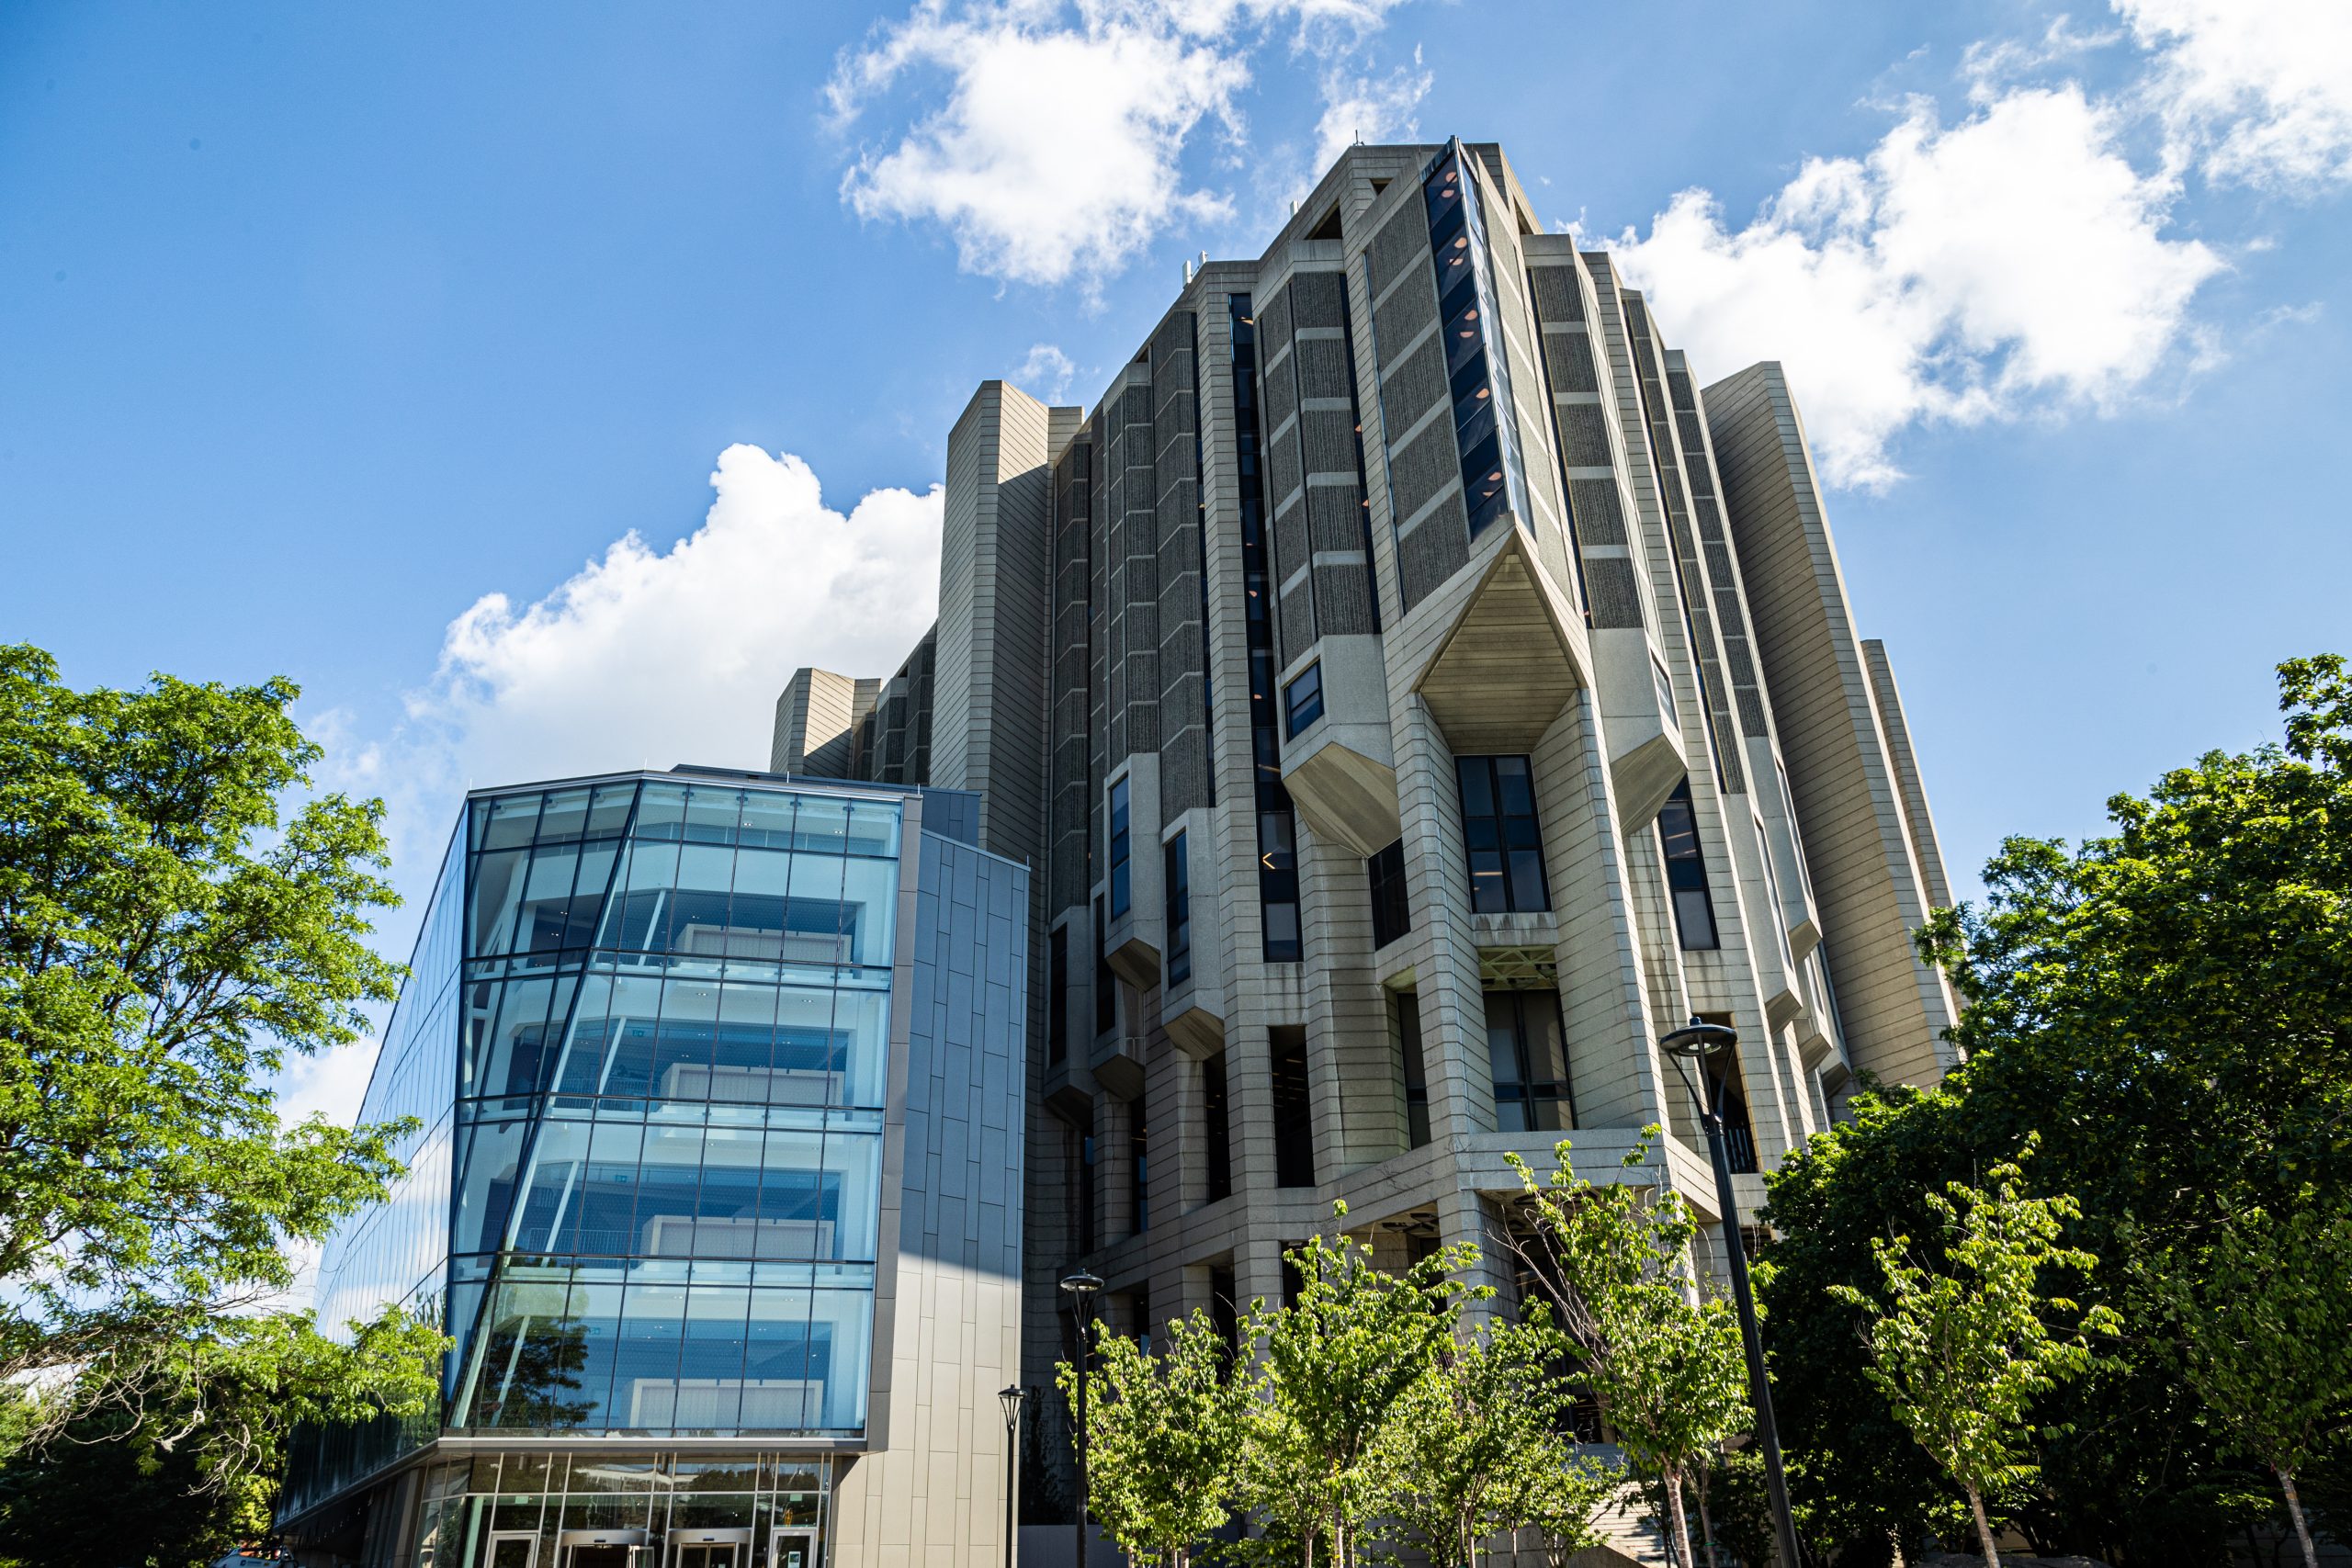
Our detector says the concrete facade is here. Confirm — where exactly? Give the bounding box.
[774,136,1957,1517]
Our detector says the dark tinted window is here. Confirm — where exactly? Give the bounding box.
[1396,989,1430,1148]
[1164,831,1192,986]
[1107,777,1132,918]
[1657,781,1718,950]
[1283,662,1325,738]
[1368,838,1410,948]
[1485,988,1573,1133]
[1272,1028,1316,1188]
[1457,755,1550,913]
[1204,1053,1233,1203]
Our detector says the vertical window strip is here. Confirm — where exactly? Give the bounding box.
[1231,293,1304,962]
[1658,780,1720,951]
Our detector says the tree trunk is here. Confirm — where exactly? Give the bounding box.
[1965,1483,1999,1568]
[1664,1464,1696,1568]
[2281,1466,2319,1568]
[1696,1477,1720,1568]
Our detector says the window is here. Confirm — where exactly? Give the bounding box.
[1456,755,1549,913]
[1283,662,1325,738]
[1419,144,1529,541]
[1164,832,1192,986]
[1485,989,1572,1133]
[1209,1264,1239,1364]
[1093,897,1117,1036]
[1271,1028,1316,1188]
[1204,1053,1233,1203]
[1107,777,1132,919]
[1395,990,1430,1148]
[1130,1103,1149,1235]
[1368,838,1410,948]
[1757,817,1791,964]
[1047,925,1069,1066]
[1657,781,1718,950]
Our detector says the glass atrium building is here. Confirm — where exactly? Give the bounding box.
[282,767,1028,1568]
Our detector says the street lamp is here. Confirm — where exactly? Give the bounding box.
[1659,1016,1804,1568]
[998,1383,1027,1568]
[1059,1271,1105,1568]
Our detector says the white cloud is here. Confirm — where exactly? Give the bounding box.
[1611,85,2223,489]
[1015,342,1079,401]
[1311,48,1432,181]
[413,446,940,794]
[2120,0,2352,191]
[290,447,944,1140]
[829,0,1413,294]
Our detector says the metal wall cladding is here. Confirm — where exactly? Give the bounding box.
[1397,490,1471,610]
[1388,417,1461,532]
[1567,477,1630,547]
[1154,310,1213,818]
[1048,441,1095,915]
[1365,199,1429,298]
[1584,554,1647,632]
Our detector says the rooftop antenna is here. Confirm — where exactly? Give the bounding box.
[1183,257,1194,285]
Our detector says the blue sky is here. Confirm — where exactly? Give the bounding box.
[5,2,2349,1125]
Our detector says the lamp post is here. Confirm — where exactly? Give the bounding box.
[998,1382,1026,1568]
[1059,1270,1104,1568]
[1659,1017,1804,1568]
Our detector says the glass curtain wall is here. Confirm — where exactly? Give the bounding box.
[445,779,899,1440]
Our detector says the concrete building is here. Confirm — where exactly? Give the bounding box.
[280,767,1030,1568]
[772,137,1959,1491]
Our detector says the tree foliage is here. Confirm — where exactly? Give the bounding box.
[0,1308,441,1568]
[0,644,414,1408]
[1057,1309,1250,1567]
[1243,1212,1483,1568]
[1827,1147,2118,1567]
[1377,1310,1612,1567]
[2143,1202,2352,1568]
[1761,655,2352,1563]
[1506,1135,1749,1568]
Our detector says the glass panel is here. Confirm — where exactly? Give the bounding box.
[535,788,592,845]
[584,783,637,838]
[512,1116,591,1254]
[675,1287,752,1430]
[651,978,723,1099]
[479,794,541,852]
[453,1118,528,1257]
[636,784,688,840]
[843,801,899,858]
[739,791,796,850]
[791,798,849,855]
[469,849,528,958]
[575,1119,646,1256]
[684,787,743,845]
[830,989,888,1109]
[611,1285,687,1428]
[784,855,848,965]
[841,855,898,968]
[743,1290,820,1431]
[635,1122,708,1256]
[820,1133,881,1262]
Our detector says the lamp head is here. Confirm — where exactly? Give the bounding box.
[1059,1269,1105,1303]
[1660,1016,1737,1061]
[999,1383,1026,1423]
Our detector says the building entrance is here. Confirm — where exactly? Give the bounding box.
[556,1529,651,1568]
[670,1527,752,1568]
[768,1535,815,1568]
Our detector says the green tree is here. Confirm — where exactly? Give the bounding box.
[1060,1308,1250,1567]
[1827,1149,2118,1568]
[1377,1310,1610,1567]
[0,645,416,1418]
[1506,1136,1749,1568]
[2145,1203,2352,1568]
[0,1308,441,1568]
[1243,1209,1482,1568]
[1761,655,2352,1564]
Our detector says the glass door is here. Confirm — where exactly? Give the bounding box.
[486,1535,539,1568]
[768,1536,814,1568]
